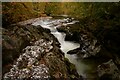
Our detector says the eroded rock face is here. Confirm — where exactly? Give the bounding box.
[67,32,101,58]
[79,33,101,58]
[97,59,120,80]
[57,21,101,58]
[56,17,120,80]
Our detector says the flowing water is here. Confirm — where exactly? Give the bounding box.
[32,17,99,78]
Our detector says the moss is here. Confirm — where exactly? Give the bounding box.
[2,2,46,28]
[70,75,76,78]
[64,58,80,79]
[64,58,75,70]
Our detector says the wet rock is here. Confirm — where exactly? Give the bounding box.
[57,22,81,42]
[67,33,101,58]
[97,59,120,79]
[79,34,101,58]
[65,31,80,42]
[67,48,80,55]
[113,55,120,70]
[64,58,83,79]
[57,19,101,58]
[57,26,68,33]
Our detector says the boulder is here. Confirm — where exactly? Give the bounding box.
[97,59,120,80]
[3,37,81,79]
[67,32,101,59]
[2,23,56,74]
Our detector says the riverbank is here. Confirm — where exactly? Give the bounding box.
[56,16,120,79]
[30,16,120,79]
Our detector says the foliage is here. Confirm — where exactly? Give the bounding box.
[2,2,46,28]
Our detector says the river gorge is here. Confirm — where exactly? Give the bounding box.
[2,2,120,80]
[2,16,120,80]
[32,17,100,78]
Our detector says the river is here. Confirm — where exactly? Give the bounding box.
[32,17,99,78]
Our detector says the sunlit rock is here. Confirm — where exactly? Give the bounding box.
[4,64,49,80]
[3,39,53,79]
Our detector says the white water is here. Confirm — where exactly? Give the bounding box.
[32,17,92,77]
[32,17,80,53]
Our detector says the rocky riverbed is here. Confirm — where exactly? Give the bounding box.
[57,17,120,80]
[2,17,81,79]
[2,16,120,80]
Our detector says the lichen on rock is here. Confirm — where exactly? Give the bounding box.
[3,39,52,79]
